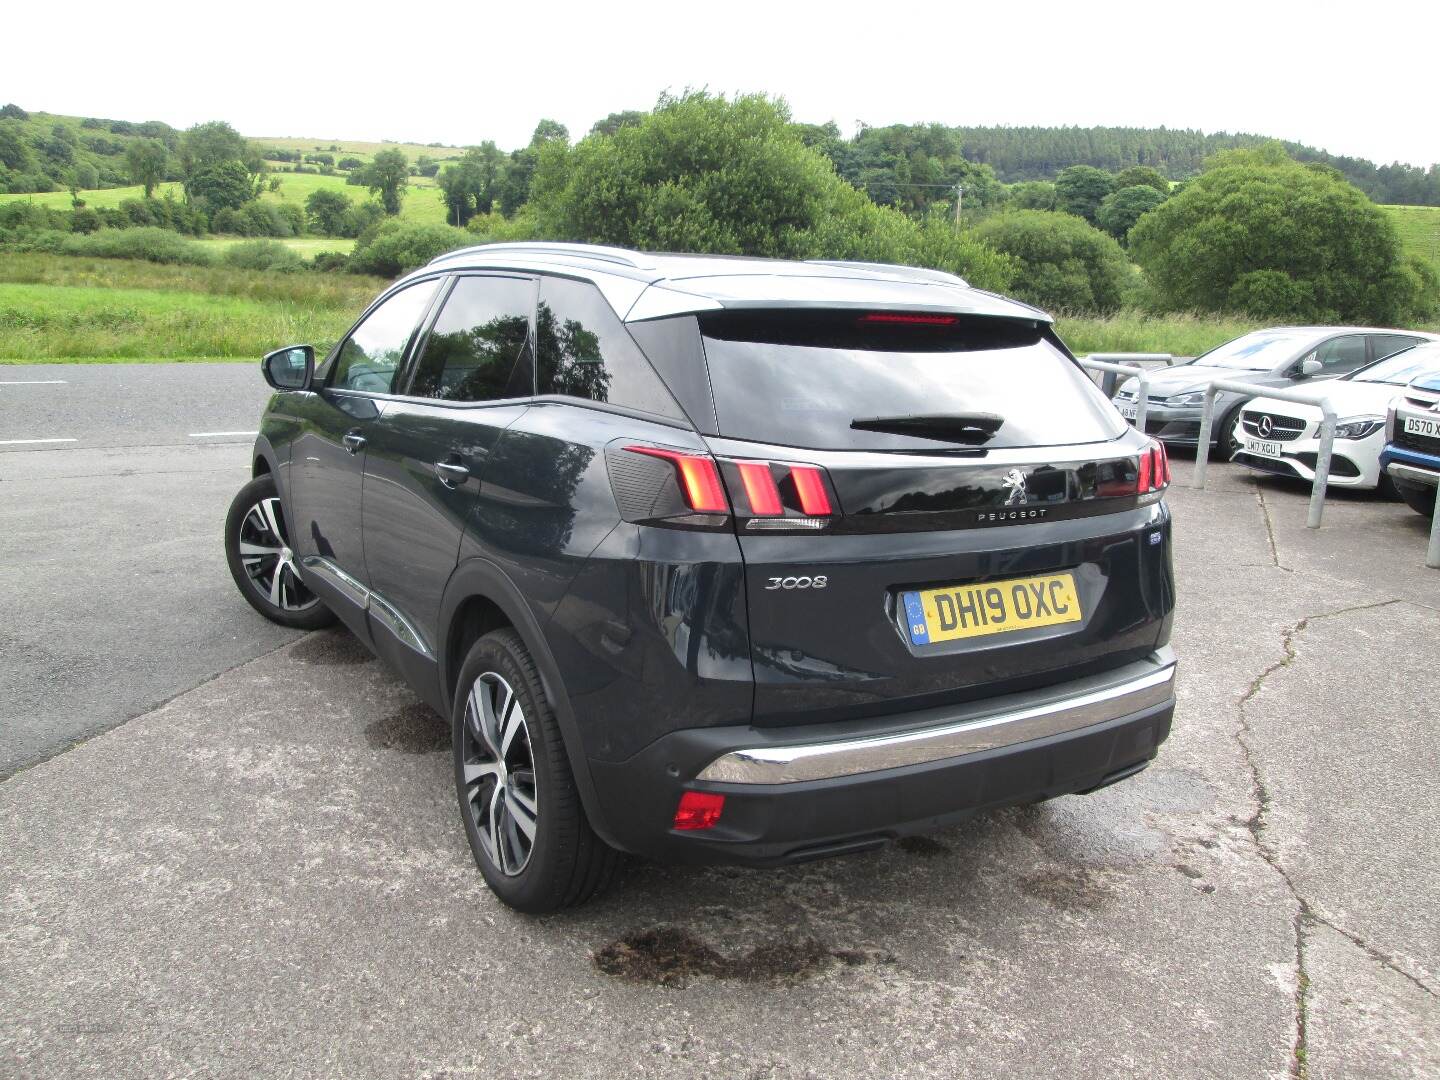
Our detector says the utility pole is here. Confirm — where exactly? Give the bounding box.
[953,183,963,227]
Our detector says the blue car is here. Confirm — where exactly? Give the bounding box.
[1380,371,1440,517]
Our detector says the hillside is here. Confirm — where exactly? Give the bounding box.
[956,125,1440,205]
[1383,204,1440,269]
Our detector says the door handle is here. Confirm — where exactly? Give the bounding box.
[434,460,470,488]
[342,431,366,455]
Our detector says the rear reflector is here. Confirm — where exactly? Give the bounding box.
[737,461,784,516]
[790,464,833,516]
[673,791,725,830]
[624,446,729,514]
[859,312,958,326]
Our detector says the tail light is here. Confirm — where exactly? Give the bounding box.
[1093,439,1169,499]
[1142,439,1170,492]
[673,791,725,830]
[610,443,839,531]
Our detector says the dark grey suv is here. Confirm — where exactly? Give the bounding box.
[225,243,1177,912]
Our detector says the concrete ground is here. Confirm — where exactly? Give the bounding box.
[2,366,1438,1079]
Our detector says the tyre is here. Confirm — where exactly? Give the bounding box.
[224,474,336,630]
[1395,479,1438,518]
[1211,405,1245,460]
[453,628,618,912]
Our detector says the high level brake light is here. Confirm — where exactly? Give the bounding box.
[623,445,729,513]
[858,312,959,326]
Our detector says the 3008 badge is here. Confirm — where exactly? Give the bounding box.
[765,575,828,590]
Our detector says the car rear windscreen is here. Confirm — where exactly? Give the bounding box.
[698,310,1125,451]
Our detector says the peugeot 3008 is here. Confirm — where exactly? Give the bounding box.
[225,243,1177,912]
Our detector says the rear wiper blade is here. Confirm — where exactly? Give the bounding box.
[850,412,1004,444]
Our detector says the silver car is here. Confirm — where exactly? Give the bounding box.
[1114,327,1438,456]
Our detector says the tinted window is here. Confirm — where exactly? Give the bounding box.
[699,311,1123,451]
[1351,342,1440,385]
[1369,333,1423,361]
[536,277,683,418]
[330,279,439,393]
[409,276,534,402]
[1311,334,1368,373]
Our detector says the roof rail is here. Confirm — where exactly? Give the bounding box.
[805,260,969,289]
[427,242,656,270]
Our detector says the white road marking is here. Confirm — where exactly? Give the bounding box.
[0,438,78,445]
[188,431,259,438]
[0,380,68,385]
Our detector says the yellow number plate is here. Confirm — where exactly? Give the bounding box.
[901,572,1082,645]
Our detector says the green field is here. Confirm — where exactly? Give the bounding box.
[1383,204,1440,269]
[0,253,383,362]
[257,136,467,163]
[194,235,356,256]
[0,170,450,227]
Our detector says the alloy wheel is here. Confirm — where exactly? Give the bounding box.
[460,672,539,876]
[237,496,318,612]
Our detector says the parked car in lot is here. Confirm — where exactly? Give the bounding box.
[1380,370,1440,517]
[1231,341,1440,492]
[225,243,1177,912]
[1114,327,1438,456]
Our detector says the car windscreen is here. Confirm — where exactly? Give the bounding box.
[1349,343,1440,386]
[698,310,1125,451]
[1193,331,1313,370]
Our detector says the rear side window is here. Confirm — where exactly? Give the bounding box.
[1369,333,1423,361]
[698,310,1124,451]
[536,277,683,419]
[409,275,534,402]
[330,279,439,394]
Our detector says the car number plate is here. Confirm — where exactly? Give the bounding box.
[901,572,1082,645]
[1244,436,1283,458]
[1117,402,1137,421]
[1404,415,1440,438]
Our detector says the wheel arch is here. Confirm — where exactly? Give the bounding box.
[437,557,618,848]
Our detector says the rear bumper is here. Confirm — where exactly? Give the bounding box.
[587,649,1176,865]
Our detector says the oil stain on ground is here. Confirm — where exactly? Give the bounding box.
[290,631,372,667]
[594,926,871,988]
[1018,866,1114,911]
[364,703,447,754]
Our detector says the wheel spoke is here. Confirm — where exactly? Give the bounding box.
[499,700,525,757]
[258,498,286,545]
[462,758,503,786]
[505,787,537,841]
[486,784,506,872]
[268,561,284,605]
[239,540,282,563]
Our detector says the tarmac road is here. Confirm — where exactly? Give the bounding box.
[1,363,1437,1078]
[0,363,284,777]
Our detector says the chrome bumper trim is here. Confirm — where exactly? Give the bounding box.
[1387,463,1439,488]
[697,651,1177,784]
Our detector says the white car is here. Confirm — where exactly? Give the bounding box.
[1231,341,1440,491]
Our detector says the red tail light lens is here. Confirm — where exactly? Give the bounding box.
[1158,441,1172,486]
[673,791,725,831]
[737,461,784,516]
[1136,439,1169,494]
[789,464,833,516]
[858,312,959,326]
[624,446,729,514]
[1137,448,1153,493]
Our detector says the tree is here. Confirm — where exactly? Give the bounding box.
[125,138,169,197]
[974,210,1132,313]
[496,120,571,215]
[1008,180,1056,210]
[1095,184,1167,243]
[349,221,471,276]
[180,121,263,203]
[589,110,645,138]
[1113,165,1170,195]
[305,188,353,235]
[415,154,440,178]
[1054,165,1114,224]
[362,149,409,215]
[1129,148,1429,323]
[0,122,30,171]
[527,91,1015,291]
[0,103,27,120]
[438,142,505,226]
[188,160,254,212]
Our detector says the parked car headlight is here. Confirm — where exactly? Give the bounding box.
[1163,391,1205,407]
[1333,416,1385,440]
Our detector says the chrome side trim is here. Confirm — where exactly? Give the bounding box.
[1387,463,1439,488]
[298,556,434,660]
[697,653,1177,784]
[368,592,434,660]
[300,555,369,609]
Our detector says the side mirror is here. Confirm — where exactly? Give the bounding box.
[1298,359,1324,378]
[262,345,314,391]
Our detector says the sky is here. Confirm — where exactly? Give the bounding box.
[7,0,1438,168]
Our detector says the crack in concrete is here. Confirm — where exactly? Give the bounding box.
[1254,487,1293,573]
[1234,598,1433,1078]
